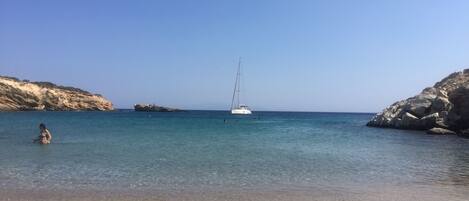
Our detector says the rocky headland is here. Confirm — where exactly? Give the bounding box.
[0,76,113,111]
[134,104,182,112]
[367,69,469,136]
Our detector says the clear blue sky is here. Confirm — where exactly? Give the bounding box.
[1,0,468,112]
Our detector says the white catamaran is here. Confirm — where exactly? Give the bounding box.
[230,58,252,115]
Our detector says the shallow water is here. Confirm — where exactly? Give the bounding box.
[1,111,469,199]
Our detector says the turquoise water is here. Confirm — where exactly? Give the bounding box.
[1,111,469,192]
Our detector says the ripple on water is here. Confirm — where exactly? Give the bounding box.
[0,111,468,195]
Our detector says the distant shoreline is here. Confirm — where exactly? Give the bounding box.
[115,109,377,114]
[0,109,376,115]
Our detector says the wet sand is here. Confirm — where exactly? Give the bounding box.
[1,185,468,201]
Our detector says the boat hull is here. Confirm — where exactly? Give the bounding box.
[231,108,252,115]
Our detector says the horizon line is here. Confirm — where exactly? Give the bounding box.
[114,108,376,114]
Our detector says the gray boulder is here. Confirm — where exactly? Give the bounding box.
[367,69,469,133]
[420,113,439,129]
[431,96,452,113]
[394,112,419,129]
[448,85,469,130]
[426,127,457,135]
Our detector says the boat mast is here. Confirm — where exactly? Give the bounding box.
[230,57,241,110]
[237,57,241,108]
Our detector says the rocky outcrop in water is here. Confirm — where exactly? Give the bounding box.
[0,76,113,111]
[367,69,469,134]
[426,127,457,135]
[134,104,182,112]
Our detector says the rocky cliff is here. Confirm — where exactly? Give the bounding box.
[0,76,113,111]
[367,69,469,135]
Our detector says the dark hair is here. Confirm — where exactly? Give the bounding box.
[39,123,46,129]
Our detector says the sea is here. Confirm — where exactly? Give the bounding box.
[1,110,469,200]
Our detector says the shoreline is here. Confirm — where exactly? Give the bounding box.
[2,184,469,201]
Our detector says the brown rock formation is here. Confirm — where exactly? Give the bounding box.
[0,76,113,111]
